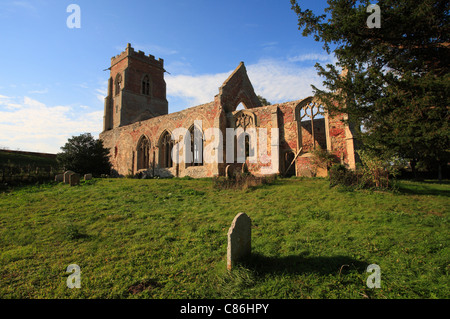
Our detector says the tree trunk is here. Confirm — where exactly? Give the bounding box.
[410,159,417,180]
[438,163,442,183]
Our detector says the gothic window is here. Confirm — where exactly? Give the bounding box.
[234,111,256,162]
[115,73,122,96]
[159,131,173,168]
[186,125,203,167]
[137,136,150,170]
[142,75,150,95]
[296,99,326,152]
[235,112,254,130]
[244,135,250,159]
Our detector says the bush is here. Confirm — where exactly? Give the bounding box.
[328,150,398,190]
[213,172,276,190]
[329,164,358,187]
[56,133,112,177]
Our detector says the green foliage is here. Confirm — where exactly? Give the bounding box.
[329,150,400,190]
[213,172,277,190]
[56,133,112,177]
[290,0,450,175]
[257,95,271,106]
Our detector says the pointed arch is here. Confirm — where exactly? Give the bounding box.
[217,62,262,112]
[294,97,327,152]
[158,130,174,168]
[136,135,150,170]
[186,124,204,167]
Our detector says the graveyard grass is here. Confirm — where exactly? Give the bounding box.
[0,177,448,299]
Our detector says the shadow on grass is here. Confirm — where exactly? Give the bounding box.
[239,252,367,276]
[395,182,450,197]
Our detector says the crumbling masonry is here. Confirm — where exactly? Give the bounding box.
[100,44,356,178]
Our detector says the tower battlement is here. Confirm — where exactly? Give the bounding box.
[111,43,164,68]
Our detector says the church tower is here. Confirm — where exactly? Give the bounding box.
[103,43,168,131]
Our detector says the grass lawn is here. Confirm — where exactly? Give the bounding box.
[0,177,448,299]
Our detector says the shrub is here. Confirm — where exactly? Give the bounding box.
[213,172,276,190]
[56,133,112,177]
[329,150,399,190]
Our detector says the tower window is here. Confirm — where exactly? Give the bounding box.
[115,73,122,96]
[142,75,150,95]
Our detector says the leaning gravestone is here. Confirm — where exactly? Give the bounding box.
[63,171,74,184]
[54,174,64,182]
[227,212,252,270]
[69,173,80,186]
[84,173,92,181]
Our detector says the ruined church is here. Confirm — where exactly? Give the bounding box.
[99,44,356,178]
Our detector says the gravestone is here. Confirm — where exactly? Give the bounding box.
[227,212,252,270]
[63,171,74,184]
[55,174,64,182]
[84,173,92,181]
[69,173,80,186]
[225,165,232,179]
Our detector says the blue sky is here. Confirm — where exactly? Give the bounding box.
[0,0,335,153]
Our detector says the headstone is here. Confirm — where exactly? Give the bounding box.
[225,165,232,179]
[63,171,74,184]
[227,212,252,270]
[55,174,64,182]
[84,173,92,181]
[69,173,80,186]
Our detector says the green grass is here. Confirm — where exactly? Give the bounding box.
[0,178,448,299]
[0,150,57,167]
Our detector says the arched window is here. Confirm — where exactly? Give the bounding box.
[295,99,326,152]
[115,73,122,96]
[137,136,150,170]
[187,125,203,167]
[159,131,173,168]
[234,110,256,163]
[142,75,150,95]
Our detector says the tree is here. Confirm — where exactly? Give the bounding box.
[57,133,112,176]
[257,95,272,106]
[290,0,449,180]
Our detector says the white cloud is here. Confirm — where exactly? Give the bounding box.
[166,57,327,110]
[0,96,102,153]
[28,88,48,94]
[287,53,335,63]
[166,71,229,107]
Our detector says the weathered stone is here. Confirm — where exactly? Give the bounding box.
[227,213,252,270]
[84,173,92,181]
[69,173,80,186]
[55,173,64,182]
[225,165,232,179]
[99,44,357,179]
[63,171,74,184]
